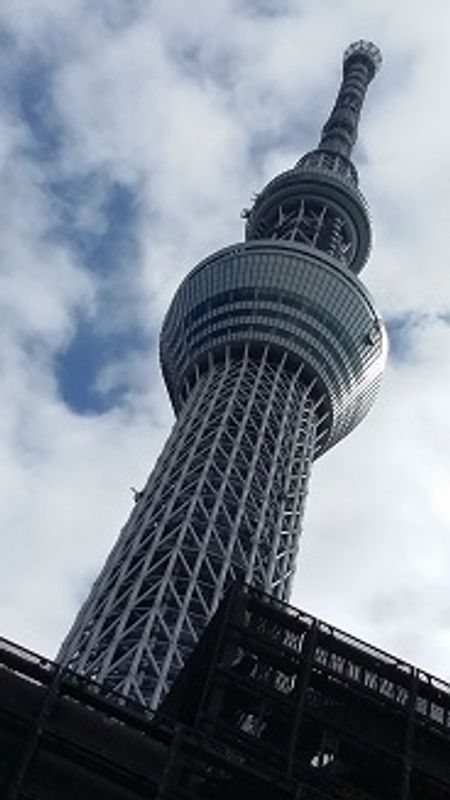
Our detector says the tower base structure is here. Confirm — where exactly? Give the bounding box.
[3,586,450,799]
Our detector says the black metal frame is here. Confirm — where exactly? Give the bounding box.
[2,586,450,798]
[161,584,450,799]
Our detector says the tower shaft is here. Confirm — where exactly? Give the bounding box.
[59,346,318,708]
[59,41,386,710]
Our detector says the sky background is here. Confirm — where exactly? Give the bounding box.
[1,0,450,681]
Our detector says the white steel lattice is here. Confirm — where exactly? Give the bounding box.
[59,44,386,713]
[59,345,319,708]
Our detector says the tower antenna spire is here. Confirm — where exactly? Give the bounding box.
[318,40,382,159]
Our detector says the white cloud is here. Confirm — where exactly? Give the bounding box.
[0,0,449,691]
[295,315,450,677]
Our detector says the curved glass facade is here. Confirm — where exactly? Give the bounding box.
[245,168,372,274]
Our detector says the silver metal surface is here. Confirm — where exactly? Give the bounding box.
[59,346,318,708]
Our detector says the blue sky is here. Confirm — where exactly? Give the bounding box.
[1,0,450,682]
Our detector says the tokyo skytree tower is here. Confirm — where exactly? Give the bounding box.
[59,41,387,710]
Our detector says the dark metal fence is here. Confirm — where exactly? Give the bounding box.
[2,585,450,798]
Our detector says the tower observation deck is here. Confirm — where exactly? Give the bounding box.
[59,41,387,710]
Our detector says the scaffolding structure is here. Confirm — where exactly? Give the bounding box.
[3,586,450,799]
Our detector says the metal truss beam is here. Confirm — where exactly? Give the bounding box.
[59,345,319,709]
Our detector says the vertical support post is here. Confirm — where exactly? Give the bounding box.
[399,669,418,800]
[287,619,318,781]
[156,723,183,800]
[6,662,64,800]
[193,581,244,730]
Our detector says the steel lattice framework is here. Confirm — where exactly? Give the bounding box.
[59,41,387,710]
[59,347,319,707]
